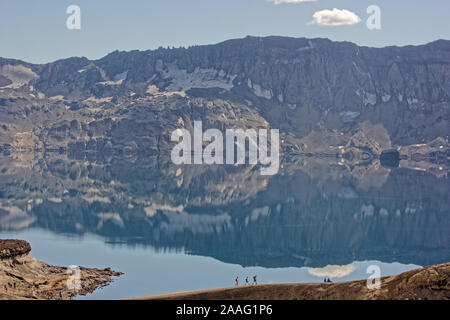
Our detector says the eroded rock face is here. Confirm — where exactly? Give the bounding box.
[0,240,122,300]
[1,36,449,149]
[0,38,448,173]
[0,240,31,258]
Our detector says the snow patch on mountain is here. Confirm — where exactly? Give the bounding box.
[156,60,237,92]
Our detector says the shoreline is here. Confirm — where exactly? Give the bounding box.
[0,239,122,300]
[126,262,450,300]
[1,239,448,300]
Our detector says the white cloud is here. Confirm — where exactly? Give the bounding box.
[311,8,361,26]
[308,264,355,278]
[270,0,316,5]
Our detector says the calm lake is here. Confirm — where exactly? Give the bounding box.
[0,153,448,299]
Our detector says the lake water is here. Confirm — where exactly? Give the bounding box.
[0,153,448,299]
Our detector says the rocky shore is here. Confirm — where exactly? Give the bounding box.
[0,239,122,300]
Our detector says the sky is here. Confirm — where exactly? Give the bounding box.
[0,0,449,64]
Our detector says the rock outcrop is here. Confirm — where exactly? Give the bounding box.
[0,240,31,259]
[0,239,122,300]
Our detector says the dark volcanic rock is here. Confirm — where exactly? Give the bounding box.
[380,149,400,167]
[0,239,31,258]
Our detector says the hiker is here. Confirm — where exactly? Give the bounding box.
[245,277,249,285]
[252,275,257,285]
[235,276,239,286]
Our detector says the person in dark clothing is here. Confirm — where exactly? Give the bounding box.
[252,275,257,285]
[235,276,239,286]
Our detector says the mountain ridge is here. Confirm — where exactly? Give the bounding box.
[0,35,448,158]
[3,36,450,65]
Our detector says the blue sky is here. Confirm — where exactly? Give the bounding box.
[1,0,449,63]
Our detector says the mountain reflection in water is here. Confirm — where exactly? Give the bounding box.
[0,151,448,269]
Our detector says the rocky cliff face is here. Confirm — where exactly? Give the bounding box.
[0,36,449,153]
[0,239,122,300]
[0,240,31,258]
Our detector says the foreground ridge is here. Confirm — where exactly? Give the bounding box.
[129,263,450,300]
